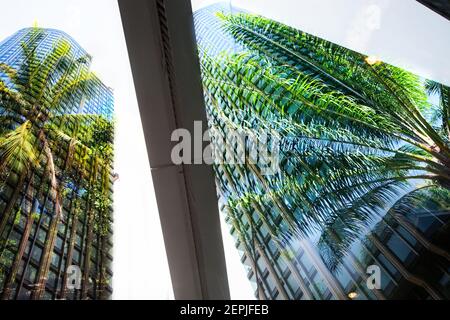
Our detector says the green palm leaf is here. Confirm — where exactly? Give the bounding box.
[199,12,450,273]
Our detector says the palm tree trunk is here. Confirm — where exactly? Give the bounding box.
[0,154,51,298]
[1,207,35,299]
[54,195,75,299]
[59,208,79,299]
[97,234,107,299]
[31,140,75,300]
[1,173,42,300]
[31,210,60,299]
[79,158,101,300]
[0,170,33,263]
[94,233,101,299]
[0,171,27,239]
[80,208,94,299]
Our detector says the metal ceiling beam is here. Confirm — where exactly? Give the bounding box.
[416,0,450,21]
[118,0,230,299]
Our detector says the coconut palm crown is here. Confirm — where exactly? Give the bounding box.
[199,13,450,273]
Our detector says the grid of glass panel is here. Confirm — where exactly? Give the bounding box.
[193,2,450,300]
[0,27,113,300]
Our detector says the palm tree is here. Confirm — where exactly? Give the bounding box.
[200,13,450,276]
[30,116,112,300]
[77,118,113,299]
[0,27,92,232]
[0,27,113,299]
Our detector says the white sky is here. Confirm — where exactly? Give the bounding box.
[193,0,450,86]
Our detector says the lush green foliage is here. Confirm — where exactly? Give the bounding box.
[200,13,450,270]
[0,27,113,297]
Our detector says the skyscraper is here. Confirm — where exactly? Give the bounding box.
[0,28,113,119]
[194,3,450,300]
[0,27,113,300]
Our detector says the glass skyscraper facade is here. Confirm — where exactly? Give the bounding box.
[194,3,450,300]
[0,28,113,119]
[0,28,113,300]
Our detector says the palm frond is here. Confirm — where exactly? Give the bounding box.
[0,121,39,174]
[198,12,450,274]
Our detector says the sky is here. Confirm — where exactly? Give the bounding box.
[193,0,450,86]
[1,0,448,300]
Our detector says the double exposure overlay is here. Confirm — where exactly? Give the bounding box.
[194,4,450,299]
[0,27,114,300]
